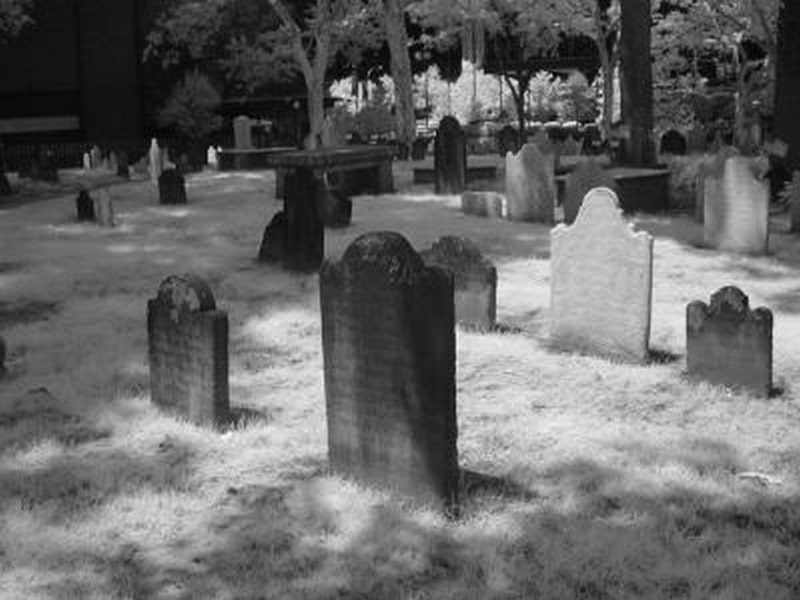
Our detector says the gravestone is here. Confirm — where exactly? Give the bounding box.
[421,235,497,330]
[659,129,687,155]
[158,169,187,205]
[411,137,429,160]
[563,159,617,224]
[31,147,58,182]
[530,129,556,156]
[93,189,115,227]
[686,127,706,154]
[283,170,324,271]
[788,171,800,232]
[561,135,581,156]
[108,152,119,174]
[233,115,253,149]
[116,150,130,178]
[687,286,772,397]
[497,125,519,156]
[147,274,229,426]
[461,191,505,218]
[207,146,219,169]
[258,211,288,263]
[90,145,102,169]
[320,187,352,228]
[550,188,653,362]
[704,156,769,254]
[320,232,458,507]
[505,144,555,223]
[76,190,95,221]
[82,152,91,171]
[148,138,162,184]
[434,116,466,194]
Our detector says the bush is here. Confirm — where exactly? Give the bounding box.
[157,70,223,142]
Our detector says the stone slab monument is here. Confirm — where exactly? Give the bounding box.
[421,236,497,330]
[563,159,617,224]
[550,187,653,362]
[158,169,188,205]
[505,143,555,223]
[147,274,229,426]
[320,232,458,507]
[687,286,772,397]
[434,116,466,195]
[233,115,253,150]
[703,156,769,254]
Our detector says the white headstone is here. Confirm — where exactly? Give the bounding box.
[550,187,653,362]
[504,144,555,223]
[148,138,162,184]
[207,146,219,169]
[90,145,102,169]
[703,156,769,255]
[82,152,91,171]
[233,115,253,149]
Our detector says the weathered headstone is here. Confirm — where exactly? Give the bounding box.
[497,125,519,156]
[686,286,772,397]
[421,236,497,330]
[411,137,429,160]
[90,145,102,169]
[258,211,288,263]
[93,189,115,227]
[76,190,95,221]
[561,135,581,156]
[320,232,458,507]
[158,169,187,205]
[563,159,617,224]
[147,274,229,426]
[434,116,466,195]
[283,170,324,271]
[659,129,688,155]
[148,138,162,184]
[108,151,119,174]
[233,115,253,149]
[116,150,130,179]
[320,187,352,228]
[550,188,653,362]
[461,191,505,218]
[31,147,58,182]
[505,143,555,223]
[703,156,769,254]
[82,152,91,171]
[530,129,556,157]
[207,146,219,169]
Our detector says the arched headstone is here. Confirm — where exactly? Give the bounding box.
[434,116,466,195]
[320,232,458,507]
[505,143,555,223]
[497,125,519,156]
[563,159,617,224]
[659,129,688,155]
[158,169,187,205]
[147,274,229,426]
[233,115,253,149]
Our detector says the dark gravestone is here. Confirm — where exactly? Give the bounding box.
[158,169,187,205]
[283,168,324,271]
[411,137,429,160]
[434,116,466,195]
[421,236,497,330]
[147,274,229,425]
[320,232,458,507]
[497,125,520,156]
[563,159,617,224]
[659,129,688,155]
[258,211,288,262]
[687,286,772,397]
[117,150,130,178]
[76,190,95,221]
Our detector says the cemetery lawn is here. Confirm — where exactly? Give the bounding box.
[2,165,800,599]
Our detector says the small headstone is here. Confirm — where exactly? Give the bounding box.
[497,125,520,156]
[461,191,505,218]
[147,274,229,426]
[90,145,102,169]
[82,152,91,171]
[434,116,466,195]
[76,190,95,221]
[158,169,187,205]
[108,152,119,174]
[320,232,458,507]
[258,211,288,263]
[148,138,162,184]
[686,286,772,397]
[421,235,497,330]
[550,188,653,362]
[93,189,115,227]
[788,171,800,233]
[233,115,253,149]
[505,143,555,223]
[704,156,768,254]
[207,146,219,169]
[563,159,617,224]
[411,137,429,160]
[116,150,130,178]
[659,129,687,155]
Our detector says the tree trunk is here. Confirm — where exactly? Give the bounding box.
[775,0,800,172]
[383,0,415,157]
[306,74,326,149]
[619,0,655,165]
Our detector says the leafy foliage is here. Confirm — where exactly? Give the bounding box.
[0,0,32,39]
[156,71,223,141]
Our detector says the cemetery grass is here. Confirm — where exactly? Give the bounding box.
[0,167,799,599]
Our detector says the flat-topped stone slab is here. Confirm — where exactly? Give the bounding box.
[217,146,296,171]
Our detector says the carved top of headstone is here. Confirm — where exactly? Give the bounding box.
[421,236,495,285]
[687,285,772,330]
[659,129,688,155]
[155,274,216,320]
[438,115,462,136]
[557,187,648,243]
[705,146,740,178]
[328,231,429,287]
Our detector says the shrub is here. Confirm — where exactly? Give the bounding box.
[157,70,223,142]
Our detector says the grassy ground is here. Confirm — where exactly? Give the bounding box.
[1,164,799,599]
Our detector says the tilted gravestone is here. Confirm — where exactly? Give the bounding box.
[704,156,769,254]
[258,211,288,263]
[787,171,800,233]
[497,125,520,156]
[233,115,253,149]
[563,159,617,224]
[76,190,95,221]
[158,169,187,205]
[505,143,555,223]
[687,286,772,397]
[148,138,162,184]
[147,274,229,426]
[320,231,458,507]
[421,235,497,330]
[434,116,466,195]
[461,191,505,219]
[659,129,687,155]
[93,188,115,227]
[551,187,653,362]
